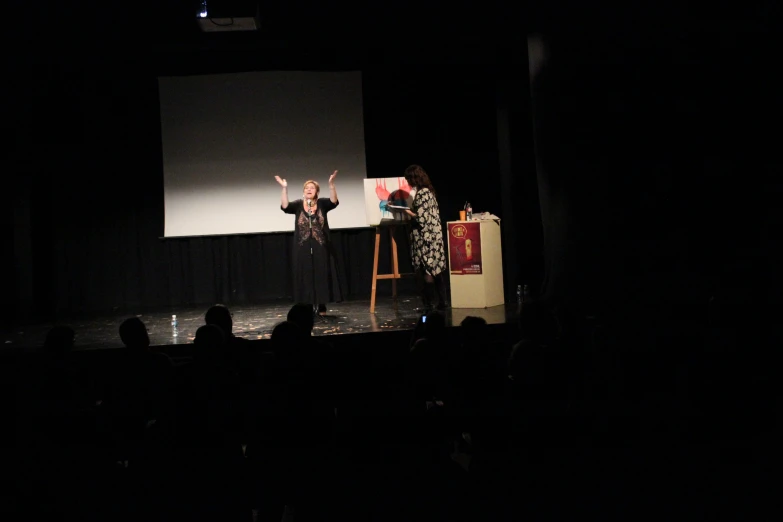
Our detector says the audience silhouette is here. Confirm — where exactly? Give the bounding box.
[6,291,775,522]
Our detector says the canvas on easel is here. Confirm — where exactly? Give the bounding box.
[363,178,416,226]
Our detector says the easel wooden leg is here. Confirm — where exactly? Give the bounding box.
[370,226,381,313]
[370,224,414,313]
[390,226,399,298]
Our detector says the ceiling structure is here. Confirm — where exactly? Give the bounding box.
[12,1,516,73]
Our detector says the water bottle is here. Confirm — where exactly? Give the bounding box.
[516,285,522,305]
[466,202,472,221]
[171,314,178,336]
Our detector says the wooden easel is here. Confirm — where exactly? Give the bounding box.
[370,222,414,313]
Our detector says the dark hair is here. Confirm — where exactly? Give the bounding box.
[460,316,488,342]
[404,165,436,197]
[271,320,307,363]
[119,316,150,349]
[272,320,302,342]
[205,304,232,335]
[194,323,225,347]
[287,303,315,334]
[460,316,487,329]
[422,310,446,338]
[193,324,225,361]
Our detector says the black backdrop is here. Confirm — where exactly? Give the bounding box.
[8,40,540,323]
[526,18,780,333]
[11,3,775,336]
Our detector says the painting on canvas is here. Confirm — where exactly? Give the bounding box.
[363,177,416,226]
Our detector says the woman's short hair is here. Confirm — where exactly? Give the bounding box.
[303,180,320,197]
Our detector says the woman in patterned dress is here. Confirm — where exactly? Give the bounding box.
[275,171,343,315]
[402,165,448,310]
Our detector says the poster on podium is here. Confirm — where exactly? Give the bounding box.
[448,222,482,275]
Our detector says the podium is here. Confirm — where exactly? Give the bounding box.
[370,220,414,313]
[446,218,504,308]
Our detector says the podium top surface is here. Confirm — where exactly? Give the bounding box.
[446,218,501,224]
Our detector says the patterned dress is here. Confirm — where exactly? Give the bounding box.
[282,198,343,305]
[409,188,447,276]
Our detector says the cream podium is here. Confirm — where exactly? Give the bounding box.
[446,218,505,308]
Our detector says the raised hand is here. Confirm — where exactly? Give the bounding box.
[329,170,338,185]
[274,175,287,188]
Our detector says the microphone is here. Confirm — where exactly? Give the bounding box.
[306,198,311,207]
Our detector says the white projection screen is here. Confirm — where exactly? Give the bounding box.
[158,70,369,237]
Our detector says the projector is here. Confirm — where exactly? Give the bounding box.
[196,1,260,32]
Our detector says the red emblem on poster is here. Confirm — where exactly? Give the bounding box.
[448,222,482,275]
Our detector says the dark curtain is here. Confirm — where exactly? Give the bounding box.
[10,54,523,323]
[51,225,387,316]
[495,58,544,297]
[527,17,779,330]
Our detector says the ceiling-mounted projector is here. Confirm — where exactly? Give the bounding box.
[196,1,260,32]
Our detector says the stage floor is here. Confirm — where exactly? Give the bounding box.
[3,294,519,352]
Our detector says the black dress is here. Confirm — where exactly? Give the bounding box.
[282,198,343,306]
